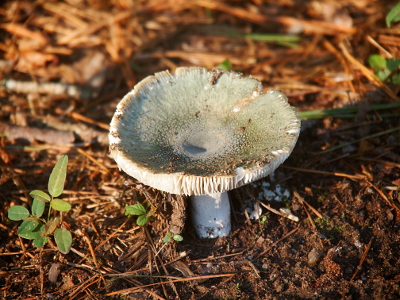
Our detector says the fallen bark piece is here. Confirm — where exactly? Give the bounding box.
[1,79,92,99]
[1,122,75,145]
[44,117,108,145]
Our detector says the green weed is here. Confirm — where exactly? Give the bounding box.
[125,202,150,226]
[7,155,72,254]
[163,233,183,243]
[368,3,400,84]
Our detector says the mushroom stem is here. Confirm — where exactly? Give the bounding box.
[190,192,231,238]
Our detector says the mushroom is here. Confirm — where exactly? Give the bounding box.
[109,67,300,238]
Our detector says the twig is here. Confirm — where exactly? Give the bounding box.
[368,182,400,212]
[355,157,400,169]
[195,0,355,35]
[245,259,261,279]
[366,35,392,58]
[80,230,102,272]
[105,273,236,296]
[1,79,91,99]
[255,227,299,259]
[350,239,373,281]
[76,148,111,174]
[144,227,178,299]
[322,39,356,95]
[293,191,323,219]
[65,262,105,274]
[256,200,299,222]
[192,251,245,263]
[66,274,101,300]
[93,217,132,253]
[54,108,110,130]
[1,122,75,145]
[58,10,134,45]
[282,166,366,180]
[338,42,400,102]
[316,126,400,154]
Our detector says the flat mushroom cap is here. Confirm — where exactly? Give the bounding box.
[109,67,300,195]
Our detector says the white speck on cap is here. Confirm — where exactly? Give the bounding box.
[109,67,300,195]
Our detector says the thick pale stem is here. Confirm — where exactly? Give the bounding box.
[190,192,231,238]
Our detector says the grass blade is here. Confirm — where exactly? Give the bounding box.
[299,103,400,120]
[386,2,400,27]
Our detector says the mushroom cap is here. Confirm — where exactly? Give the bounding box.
[109,67,300,195]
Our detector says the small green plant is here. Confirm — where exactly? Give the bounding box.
[235,283,241,291]
[7,155,72,254]
[259,215,267,225]
[368,3,400,84]
[317,191,329,202]
[368,55,400,84]
[314,217,349,241]
[386,2,400,28]
[216,59,233,70]
[163,232,183,243]
[125,202,150,226]
[315,217,330,230]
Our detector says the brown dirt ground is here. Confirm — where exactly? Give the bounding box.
[1,1,400,299]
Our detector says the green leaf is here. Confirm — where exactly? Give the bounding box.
[33,236,49,248]
[391,73,400,84]
[163,233,173,243]
[386,2,400,27]
[163,233,183,242]
[216,59,232,70]
[48,155,68,197]
[136,215,148,226]
[368,54,387,69]
[51,199,71,212]
[19,222,44,240]
[17,219,39,235]
[387,58,400,71]
[45,217,61,235]
[29,190,51,203]
[125,203,147,216]
[374,69,391,81]
[260,215,268,225]
[32,198,46,217]
[54,228,72,254]
[8,206,29,221]
[173,234,183,242]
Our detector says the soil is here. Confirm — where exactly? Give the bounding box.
[1,1,400,299]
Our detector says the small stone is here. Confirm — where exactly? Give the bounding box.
[48,263,61,284]
[308,249,323,266]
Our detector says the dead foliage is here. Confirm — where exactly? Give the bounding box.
[1,0,400,299]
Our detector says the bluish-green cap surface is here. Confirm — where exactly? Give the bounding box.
[109,67,300,195]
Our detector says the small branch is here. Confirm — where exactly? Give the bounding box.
[293,191,323,219]
[338,42,400,102]
[282,165,366,180]
[1,122,75,145]
[257,200,299,222]
[1,79,92,99]
[105,273,236,297]
[350,239,373,281]
[255,227,299,259]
